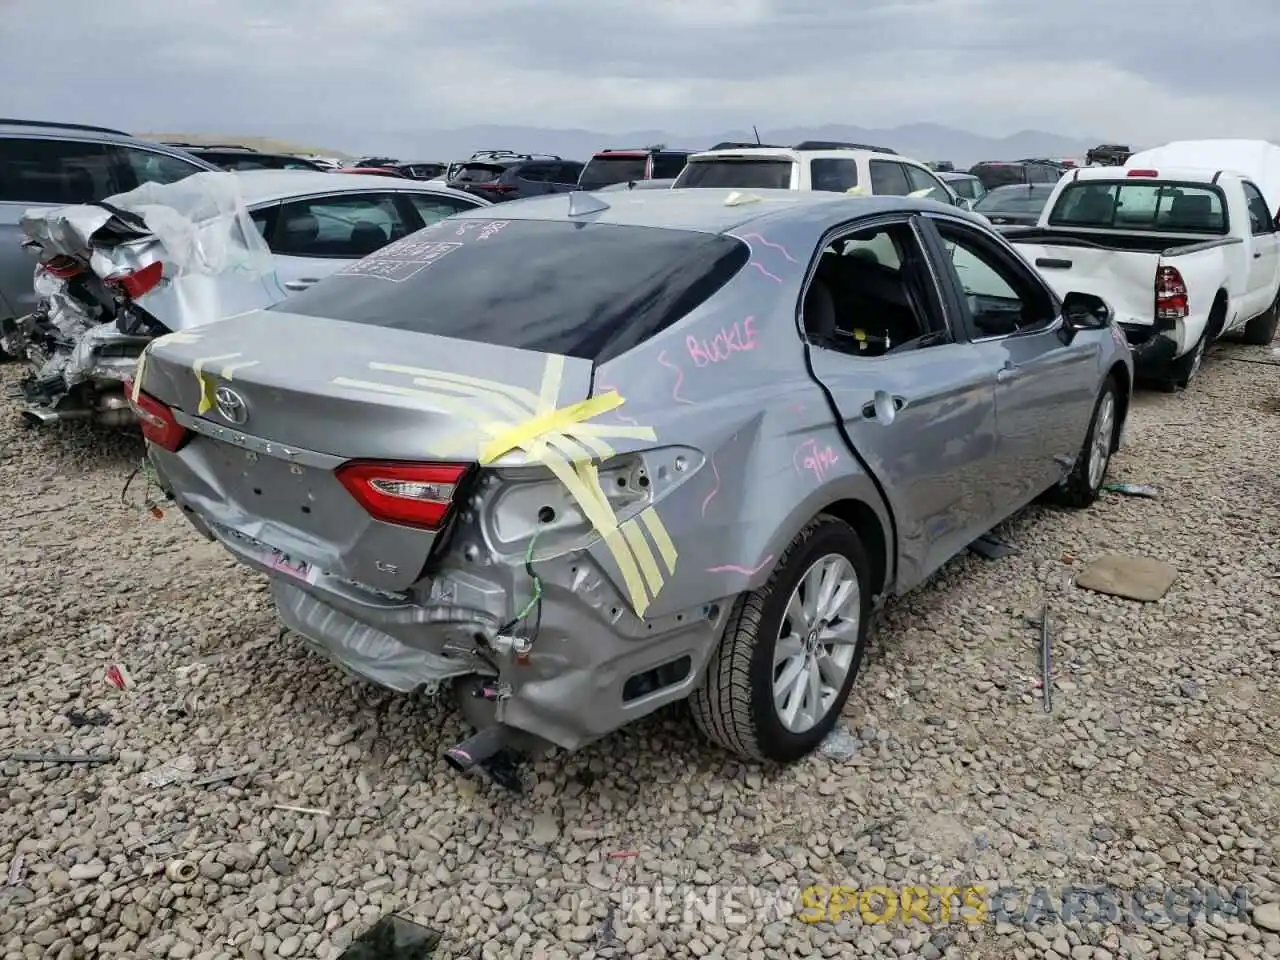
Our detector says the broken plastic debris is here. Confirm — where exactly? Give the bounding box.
[104,663,134,690]
[273,803,330,816]
[1102,482,1158,498]
[6,853,25,886]
[66,708,111,728]
[339,914,441,959]
[608,850,640,859]
[139,754,197,788]
[817,726,858,761]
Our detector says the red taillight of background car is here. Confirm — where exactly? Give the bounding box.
[105,261,165,300]
[39,255,85,280]
[125,384,189,452]
[473,183,516,195]
[335,461,470,530]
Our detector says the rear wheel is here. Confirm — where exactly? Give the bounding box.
[1240,293,1280,346]
[1048,376,1118,509]
[690,515,871,763]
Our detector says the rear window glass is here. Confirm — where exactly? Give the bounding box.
[1048,181,1228,234]
[974,185,1055,214]
[277,219,751,364]
[579,155,648,189]
[674,158,792,190]
[971,164,1028,189]
[451,163,505,184]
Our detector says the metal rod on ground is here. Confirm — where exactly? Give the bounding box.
[1040,602,1052,714]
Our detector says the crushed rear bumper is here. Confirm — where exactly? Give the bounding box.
[1121,323,1178,376]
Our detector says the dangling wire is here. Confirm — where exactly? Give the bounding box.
[498,529,544,643]
[120,457,166,517]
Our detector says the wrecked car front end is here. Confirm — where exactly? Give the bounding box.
[8,172,286,427]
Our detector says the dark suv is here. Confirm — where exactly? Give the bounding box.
[163,143,326,172]
[578,147,694,190]
[968,160,1065,191]
[0,119,217,345]
[446,151,584,202]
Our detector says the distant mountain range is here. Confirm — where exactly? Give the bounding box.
[143,122,1125,168]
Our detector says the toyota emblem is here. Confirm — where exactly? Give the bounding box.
[213,386,248,425]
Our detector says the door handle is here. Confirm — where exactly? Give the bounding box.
[283,279,318,291]
[996,364,1022,383]
[861,395,907,420]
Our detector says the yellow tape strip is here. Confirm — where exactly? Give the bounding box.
[192,353,241,414]
[332,356,677,616]
[479,392,624,464]
[220,360,261,381]
[640,510,678,575]
[131,348,148,402]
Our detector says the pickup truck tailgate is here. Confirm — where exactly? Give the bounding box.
[1015,242,1158,327]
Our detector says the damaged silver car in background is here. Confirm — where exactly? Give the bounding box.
[2,172,283,426]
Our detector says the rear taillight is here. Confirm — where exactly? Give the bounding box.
[1127,169,1159,178]
[335,461,469,530]
[475,183,516,194]
[126,386,188,452]
[106,261,165,300]
[40,255,85,280]
[1155,265,1189,322]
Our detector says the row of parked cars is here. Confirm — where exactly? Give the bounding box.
[2,118,1277,788]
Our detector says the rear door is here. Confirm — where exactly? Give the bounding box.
[903,163,955,204]
[265,191,414,292]
[1241,180,1280,313]
[926,215,1098,509]
[801,214,1002,586]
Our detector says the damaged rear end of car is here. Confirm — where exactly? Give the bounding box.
[8,172,285,427]
[134,205,765,784]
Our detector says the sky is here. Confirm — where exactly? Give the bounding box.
[2,0,1279,154]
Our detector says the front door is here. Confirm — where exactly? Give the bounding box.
[1242,181,1280,320]
[928,218,1098,510]
[802,217,1002,588]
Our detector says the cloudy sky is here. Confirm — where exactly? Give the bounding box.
[3,0,1278,152]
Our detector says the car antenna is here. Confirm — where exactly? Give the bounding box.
[752,125,762,145]
[567,192,610,217]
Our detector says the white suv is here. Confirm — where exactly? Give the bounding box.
[671,140,965,207]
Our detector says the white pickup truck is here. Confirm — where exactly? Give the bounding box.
[1005,165,1280,390]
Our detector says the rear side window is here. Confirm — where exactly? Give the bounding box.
[405,192,481,226]
[950,178,980,200]
[279,219,751,364]
[579,154,648,189]
[553,162,584,184]
[809,158,858,192]
[869,160,911,195]
[116,147,205,188]
[0,137,117,203]
[1049,181,1228,234]
[451,163,506,184]
[271,193,411,257]
[675,158,792,190]
[651,153,689,179]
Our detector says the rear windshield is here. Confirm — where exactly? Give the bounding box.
[674,158,793,190]
[277,219,751,364]
[579,155,648,189]
[451,163,505,184]
[974,185,1054,214]
[1048,181,1229,234]
[971,164,1028,189]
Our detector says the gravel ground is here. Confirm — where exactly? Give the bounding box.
[0,339,1278,960]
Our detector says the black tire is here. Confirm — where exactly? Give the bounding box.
[1240,294,1279,346]
[1158,327,1208,392]
[690,514,872,763]
[1047,376,1119,509]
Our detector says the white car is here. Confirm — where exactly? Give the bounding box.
[671,139,966,207]
[236,170,491,292]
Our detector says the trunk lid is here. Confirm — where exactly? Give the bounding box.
[139,309,596,592]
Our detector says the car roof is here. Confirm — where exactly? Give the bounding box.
[228,169,486,204]
[687,145,914,165]
[443,187,988,234]
[0,118,218,165]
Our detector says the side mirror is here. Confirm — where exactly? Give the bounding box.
[954,194,969,209]
[1062,291,1114,332]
